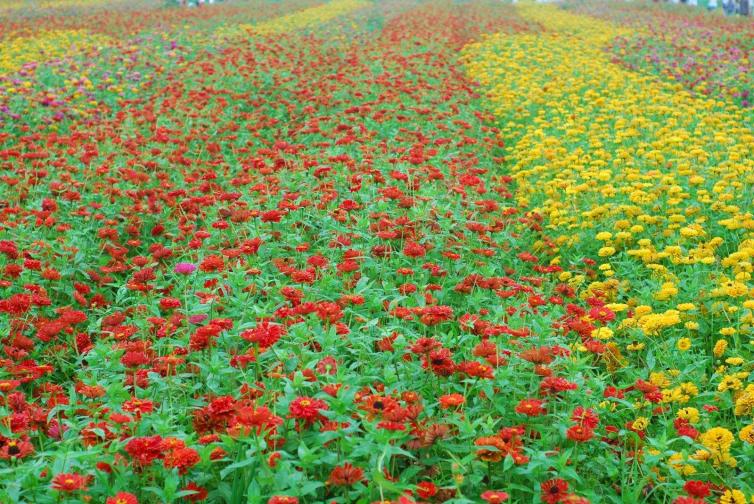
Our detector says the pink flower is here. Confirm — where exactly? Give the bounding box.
[174,262,197,275]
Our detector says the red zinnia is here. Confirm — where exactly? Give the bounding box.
[481,490,510,503]
[416,481,437,499]
[515,398,546,417]
[566,425,594,442]
[106,492,139,504]
[241,320,286,348]
[268,497,299,504]
[682,480,711,498]
[51,472,89,492]
[183,482,208,501]
[423,347,455,376]
[438,393,465,409]
[558,496,591,504]
[163,447,200,475]
[288,396,328,424]
[541,479,569,504]
[125,435,163,466]
[570,406,599,429]
[327,462,364,486]
[474,436,507,463]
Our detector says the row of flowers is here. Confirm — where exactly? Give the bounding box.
[463,4,754,502]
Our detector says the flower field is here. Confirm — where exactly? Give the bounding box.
[0,1,753,503]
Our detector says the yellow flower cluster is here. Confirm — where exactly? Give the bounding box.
[462,7,754,340]
[463,4,754,485]
[217,0,368,39]
[0,30,112,76]
[614,305,681,337]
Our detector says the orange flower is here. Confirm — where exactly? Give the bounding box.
[474,436,507,462]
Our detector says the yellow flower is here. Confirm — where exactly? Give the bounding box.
[631,417,650,431]
[739,424,754,444]
[650,372,670,388]
[679,382,698,397]
[734,385,754,416]
[591,327,613,340]
[720,489,747,504]
[677,407,699,424]
[596,232,613,241]
[637,310,681,336]
[667,452,696,475]
[0,30,112,76]
[718,375,743,392]
[700,427,734,453]
[714,339,728,357]
[676,338,691,351]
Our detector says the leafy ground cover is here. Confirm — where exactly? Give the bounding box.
[0,1,753,503]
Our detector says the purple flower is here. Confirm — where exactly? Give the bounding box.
[174,262,197,275]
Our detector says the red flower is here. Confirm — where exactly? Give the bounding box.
[288,396,328,424]
[588,306,615,323]
[683,480,710,498]
[199,255,224,272]
[515,398,546,417]
[121,351,151,368]
[416,305,454,326]
[163,447,200,475]
[423,347,455,376]
[229,405,283,438]
[674,418,699,439]
[261,210,284,223]
[51,472,89,492]
[558,496,590,504]
[539,376,578,395]
[241,320,286,348]
[410,337,442,354]
[268,497,299,504]
[0,436,34,459]
[416,481,437,499]
[475,436,507,462]
[122,397,155,417]
[481,490,510,504]
[403,241,426,257]
[438,393,465,409]
[541,479,569,504]
[106,492,139,504]
[566,425,594,442]
[570,406,599,429]
[183,482,208,501]
[327,462,364,486]
[672,498,706,504]
[125,435,164,466]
